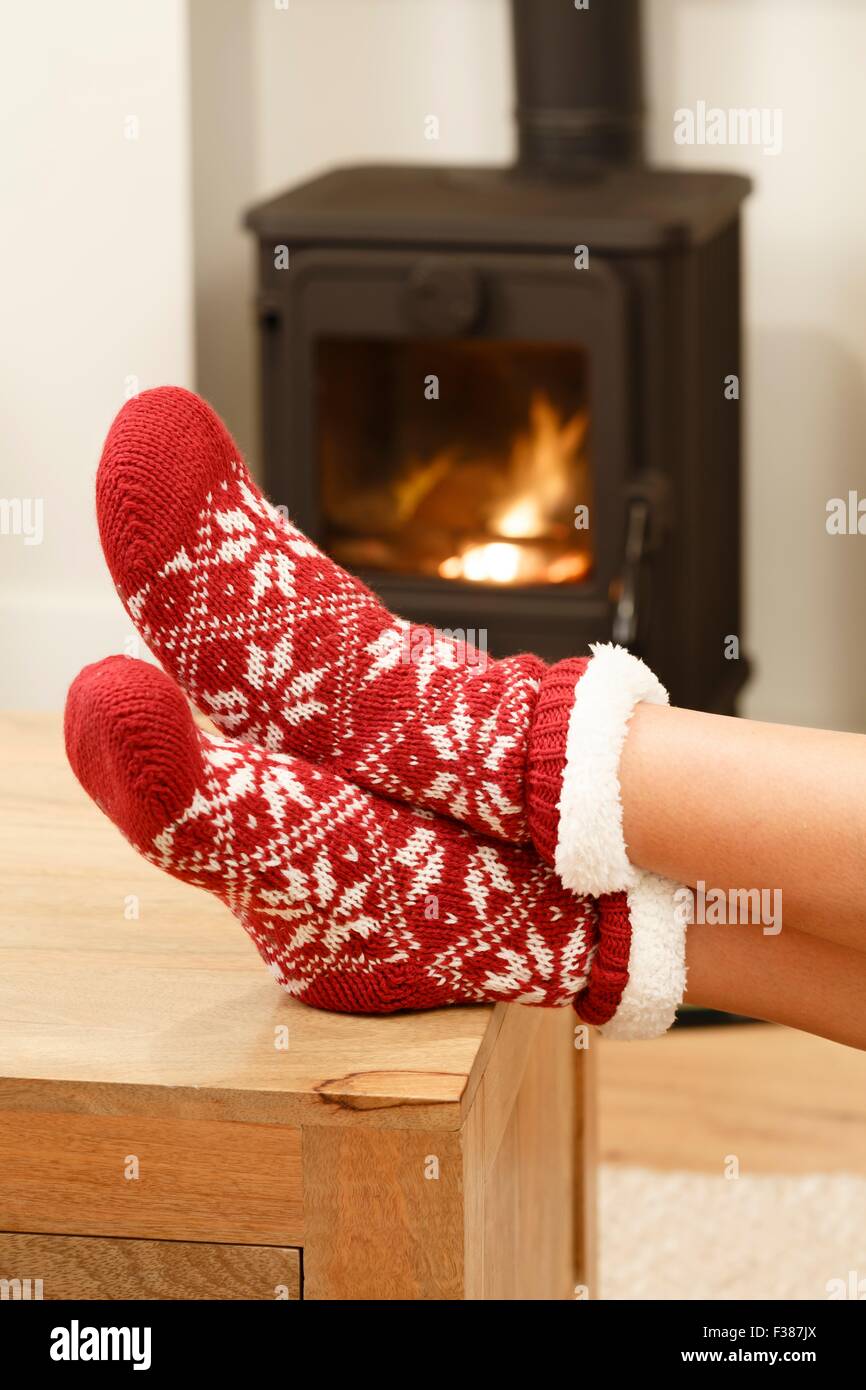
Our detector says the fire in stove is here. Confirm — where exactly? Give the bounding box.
[319,336,594,589]
[436,392,591,585]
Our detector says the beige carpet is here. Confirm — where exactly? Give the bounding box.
[600,1165,866,1300]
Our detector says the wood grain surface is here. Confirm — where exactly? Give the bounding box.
[0,712,507,1131]
[462,1004,592,1300]
[0,1233,300,1300]
[303,1125,465,1299]
[0,1109,303,1245]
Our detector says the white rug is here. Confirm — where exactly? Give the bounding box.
[600,1166,866,1300]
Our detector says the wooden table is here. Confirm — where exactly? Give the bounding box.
[0,713,595,1301]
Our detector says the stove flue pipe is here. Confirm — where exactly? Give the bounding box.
[511,0,645,170]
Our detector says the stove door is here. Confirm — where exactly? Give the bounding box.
[261,248,632,662]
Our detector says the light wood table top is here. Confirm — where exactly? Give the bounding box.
[0,712,515,1132]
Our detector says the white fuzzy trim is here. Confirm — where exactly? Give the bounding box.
[599,870,688,1041]
[554,643,669,896]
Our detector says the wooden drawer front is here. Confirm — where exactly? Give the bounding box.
[0,1233,300,1300]
[0,1111,303,1246]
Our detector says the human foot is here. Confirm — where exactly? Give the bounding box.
[97,388,672,902]
[65,655,614,1018]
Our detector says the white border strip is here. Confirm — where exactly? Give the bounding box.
[599,870,688,1040]
[554,642,669,896]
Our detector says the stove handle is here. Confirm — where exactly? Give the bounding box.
[612,497,648,647]
[612,475,670,649]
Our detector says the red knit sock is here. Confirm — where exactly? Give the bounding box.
[97,386,587,849]
[65,656,605,1015]
[96,389,688,1038]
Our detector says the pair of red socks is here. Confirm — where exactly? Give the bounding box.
[66,388,685,1038]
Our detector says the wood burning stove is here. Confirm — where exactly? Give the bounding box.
[246,0,750,713]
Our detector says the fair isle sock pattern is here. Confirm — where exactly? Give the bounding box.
[65,656,602,1015]
[97,385,567,847]
[94,387,688,1039]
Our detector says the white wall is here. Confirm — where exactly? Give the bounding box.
[644,0,866,730]
[0,0,192,708]
[190,0,257,463]
[254,0,513,193]
[191,0,513,472]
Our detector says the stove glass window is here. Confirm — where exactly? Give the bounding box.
[316,338,593,586]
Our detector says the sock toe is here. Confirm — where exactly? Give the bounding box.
[96,386,243,596]
[64,656,205,851]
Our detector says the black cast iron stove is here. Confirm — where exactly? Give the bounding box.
[246,0,750,712]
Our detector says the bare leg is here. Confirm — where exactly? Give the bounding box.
[620,704,866,952]
[684,919,866,1051]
